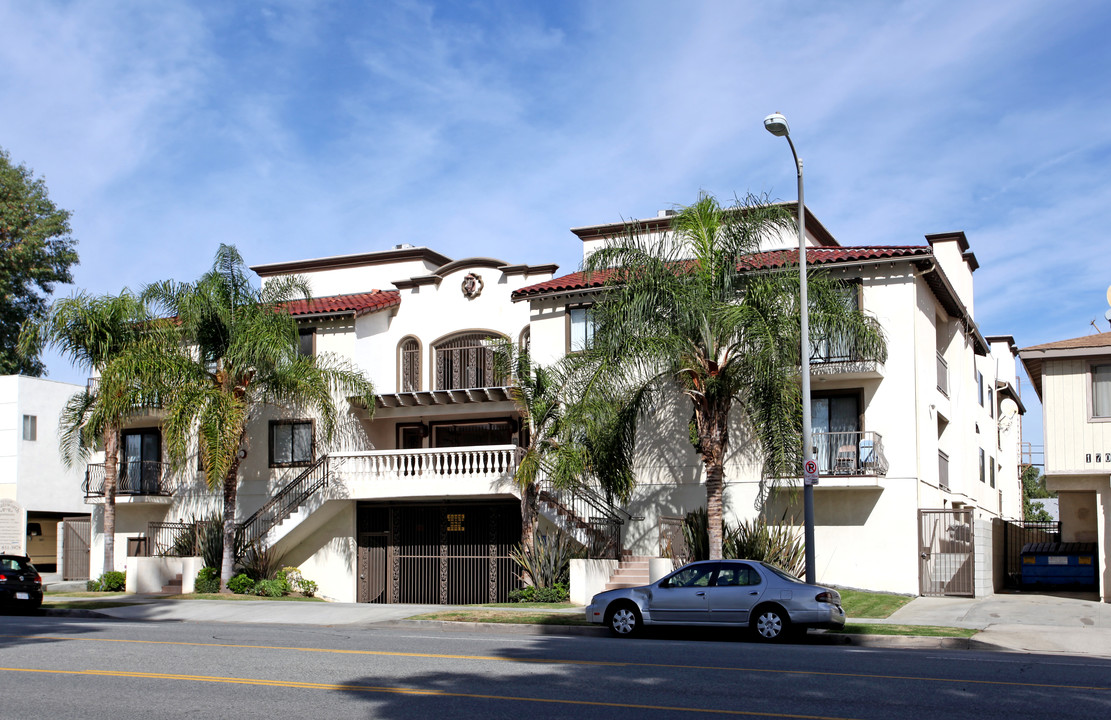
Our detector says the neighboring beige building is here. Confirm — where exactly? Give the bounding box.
[83,207,1024,601]
[1019,332,1111,602]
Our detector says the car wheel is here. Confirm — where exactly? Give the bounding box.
[606,602,641,637]
[751,605,790,642]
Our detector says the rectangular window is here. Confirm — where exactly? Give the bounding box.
[977,371,984,407]
[298,328,315,357]
[568,305,594,352]
[979,448,985,483]
[987,386,994,418]
[21,415,36,441]
[810,281,861,362]
[989,457,995,488]
[1094,364,1111,418]
[270,420,313,466]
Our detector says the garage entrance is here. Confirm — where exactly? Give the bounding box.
[356,500,520,604]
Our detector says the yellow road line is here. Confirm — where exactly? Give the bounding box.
[3,634,1107,692]
[0,665,858,719]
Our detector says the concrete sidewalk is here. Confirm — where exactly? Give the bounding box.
[40,589,1111,659]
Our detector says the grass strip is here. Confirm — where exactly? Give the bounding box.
[832,623,977,638]
[414,610,591,626]
[473,602,577,610]
[44,591,126,598]
[42,601,143,610]
[162,593,324,602]
[837,589,913,619]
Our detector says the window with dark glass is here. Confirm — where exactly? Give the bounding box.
[270,420,313,466]
[811,392,861,474]
[121,429,161,493]
[979,448,985,483]
[977,371,984,407]
[434,333,501,390]
[298,328,315,357]
[400,338,421,392]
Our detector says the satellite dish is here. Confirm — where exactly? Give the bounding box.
[1107,284,1111,307]
[1000,398,1019,417]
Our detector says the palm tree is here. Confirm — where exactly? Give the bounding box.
[494,340,638,553]
[574,192,887,560]
[18,292,154,574]
[116,244,375,591]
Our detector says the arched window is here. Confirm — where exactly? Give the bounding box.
[519,326,531,353]
[434,332,504,390]
[399,337,421,392]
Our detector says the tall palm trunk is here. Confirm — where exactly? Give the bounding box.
[219,454,243,593]
[102,425,119,574]
[520,481,539,561]
[695,400,730,560]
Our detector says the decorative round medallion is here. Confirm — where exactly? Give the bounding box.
[461,272,484,299]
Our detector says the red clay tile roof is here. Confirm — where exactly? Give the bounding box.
[285,291,401,318]
[511,246,931,299]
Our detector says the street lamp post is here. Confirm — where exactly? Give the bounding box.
[763,112,817,584]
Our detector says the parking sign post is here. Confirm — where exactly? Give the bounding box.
[803,459,819,486]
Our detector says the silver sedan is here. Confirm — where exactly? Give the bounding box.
[586,559,845,641]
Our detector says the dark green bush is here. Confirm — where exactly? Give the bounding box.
[509,582,569,603]
[237,544,282,582]
[194,566,220,594]
[91,571,126,592]
[227,573,256,594]
[510,530,583,589]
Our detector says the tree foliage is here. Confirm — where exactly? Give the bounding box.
[567,192,887,559]
[1,147,78,375]
[1022,465,1055,522]
[110,244,376,590]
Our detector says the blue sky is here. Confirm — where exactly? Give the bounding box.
[3,0,1110,452]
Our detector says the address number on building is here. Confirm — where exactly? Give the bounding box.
[803,459,819,486]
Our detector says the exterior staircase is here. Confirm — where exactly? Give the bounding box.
[159,573,183,595]
[603,554,653,590]
[537,479,633,559]
[238,455,334,548]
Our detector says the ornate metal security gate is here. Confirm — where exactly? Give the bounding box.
[356,501,520,604]
[918,509,974,597]
[62,517,91,580]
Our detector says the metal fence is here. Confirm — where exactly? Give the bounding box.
[811,431,889,476]
[1001,520,1061,589]
[147,521,212,557]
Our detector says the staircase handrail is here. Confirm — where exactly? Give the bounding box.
[238,455,332,547]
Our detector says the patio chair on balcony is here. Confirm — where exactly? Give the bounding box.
[834,445,857,474]
[859,438,875,474]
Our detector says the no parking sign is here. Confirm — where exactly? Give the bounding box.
[802,459,819,486]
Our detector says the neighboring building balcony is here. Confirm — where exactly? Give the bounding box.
[84,461,176,503]
[330,445,521,500]
[812,431,889,484]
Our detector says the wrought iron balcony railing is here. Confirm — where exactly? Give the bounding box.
[811,431,888,476]
[84,461,173,498]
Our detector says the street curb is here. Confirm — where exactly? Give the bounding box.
[38,608,113,619]
[383,619,608,636]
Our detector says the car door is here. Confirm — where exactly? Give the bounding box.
[647,563,717,623]
[706,562,766,624]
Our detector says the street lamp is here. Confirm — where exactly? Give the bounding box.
[764,111,817,584]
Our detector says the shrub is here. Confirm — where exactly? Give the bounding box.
[227,573,256,594]
[194,566,220,594]
[89,571,126,592]
[681,507,807,577]
[196,513,246,570]
[237,544,283,582]
[254,579,287,597]
[510,530,583,589]
[278,565,317,596]
[509,583,568,603]
[298,579,318,597]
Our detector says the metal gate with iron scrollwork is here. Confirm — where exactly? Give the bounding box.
[918,509,974,597]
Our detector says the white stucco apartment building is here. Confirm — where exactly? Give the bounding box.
[0,375,90,570]
[85,206,1024,600]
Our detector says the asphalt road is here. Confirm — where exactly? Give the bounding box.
[1,615,1109,719]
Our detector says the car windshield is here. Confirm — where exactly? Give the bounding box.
[759,562,805,584]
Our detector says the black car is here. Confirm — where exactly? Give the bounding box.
[0,555,43,611]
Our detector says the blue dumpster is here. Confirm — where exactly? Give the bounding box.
[1020,542,1097,588]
